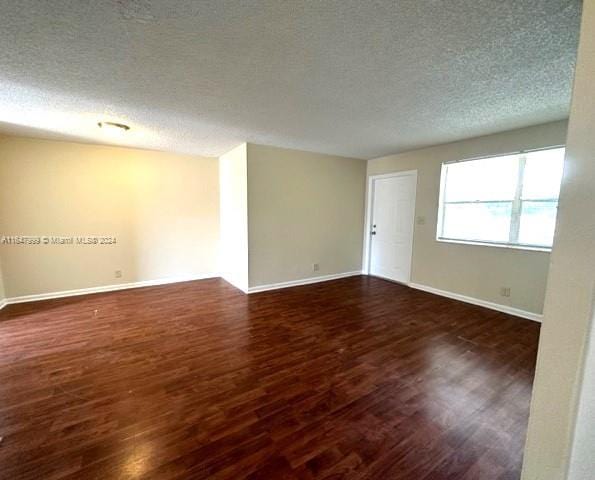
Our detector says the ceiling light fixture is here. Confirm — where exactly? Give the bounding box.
[97,121,130,132]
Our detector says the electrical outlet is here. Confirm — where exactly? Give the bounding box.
[500,287,511,297]
[312,263,320,272]
[115,270,122,279]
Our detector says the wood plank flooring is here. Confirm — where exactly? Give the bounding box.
[0,276,540,479]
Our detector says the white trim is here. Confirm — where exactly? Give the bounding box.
[442,144,566,165]
[247,271,362,294]
[0,299,7,310]
[408,282,543,322]
[221,277,249,294]
[3,274,219,305]
[436,237,551,253]
[362,170,418,277]
[367,273,409,286]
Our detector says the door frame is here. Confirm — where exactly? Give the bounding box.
[362,170,418,282]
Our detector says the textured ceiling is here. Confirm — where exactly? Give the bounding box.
[0,0,582,159]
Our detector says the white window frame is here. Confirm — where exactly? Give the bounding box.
[436,145,565,252]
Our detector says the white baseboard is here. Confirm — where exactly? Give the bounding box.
[220,275,249,294]
[408,282,543,322]
[4,274,219,306]
[248,271,362,294]
[1,273,541,324]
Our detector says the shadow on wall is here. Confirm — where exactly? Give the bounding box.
[0,137,220,299]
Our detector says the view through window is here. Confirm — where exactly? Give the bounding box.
[437,147,565,249]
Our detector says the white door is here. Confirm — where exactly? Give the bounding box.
[368,173,417,283]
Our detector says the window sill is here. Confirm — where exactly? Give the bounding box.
[436,237,552,253]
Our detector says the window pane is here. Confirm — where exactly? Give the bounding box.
[444,155,518,202]
[518,201,558,247]
[441,202,512,243]
[522,148,565,200]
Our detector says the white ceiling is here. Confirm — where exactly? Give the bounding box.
[0,0,581,159]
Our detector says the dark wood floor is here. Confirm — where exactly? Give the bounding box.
[0,276,540,480]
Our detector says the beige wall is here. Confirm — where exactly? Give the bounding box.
[0,136,219,298]
[568,310,595,480]
[523,2,595,478]
[568,309,595,480]
[367,120,568,315]
[219,143,249,292]
[247,144,366,287]
[0,258,5,302]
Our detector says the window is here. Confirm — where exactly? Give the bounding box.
[437,147,565,250]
